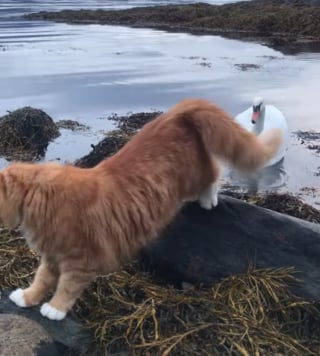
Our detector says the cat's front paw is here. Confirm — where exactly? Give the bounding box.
[40,303,66,321]
[9,288,27,307]
[199,194,218,210]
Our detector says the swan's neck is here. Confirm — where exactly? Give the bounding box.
[253,108,265,135]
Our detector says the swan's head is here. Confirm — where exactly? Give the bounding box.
[251,97,265,124]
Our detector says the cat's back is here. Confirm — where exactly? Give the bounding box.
[101,101,207,169]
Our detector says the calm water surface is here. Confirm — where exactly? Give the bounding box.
[0,1,319,205]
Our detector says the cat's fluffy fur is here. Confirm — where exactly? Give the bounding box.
[0,99,282,320]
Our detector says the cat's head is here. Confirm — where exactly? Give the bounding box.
[0,163,30,229]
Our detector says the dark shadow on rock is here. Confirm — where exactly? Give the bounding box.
[34,340,59,356]
[0,107,60,161]
[138,195,320,300]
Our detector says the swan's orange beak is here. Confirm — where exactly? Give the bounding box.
[251,111,259,124]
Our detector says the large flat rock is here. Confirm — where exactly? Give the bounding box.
[139,194,320,300]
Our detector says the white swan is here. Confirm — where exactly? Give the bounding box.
[235,97,289,167]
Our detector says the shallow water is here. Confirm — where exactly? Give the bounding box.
[0,1,319,205]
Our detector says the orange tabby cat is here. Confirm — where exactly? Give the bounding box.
[0,99,282,320]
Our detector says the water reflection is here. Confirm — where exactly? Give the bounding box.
[227,158,288,194]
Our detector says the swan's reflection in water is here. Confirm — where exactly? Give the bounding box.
[226,158,288,194]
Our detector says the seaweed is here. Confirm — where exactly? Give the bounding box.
[0,107,60,161]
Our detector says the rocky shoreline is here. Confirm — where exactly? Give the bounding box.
[24,0,320,53]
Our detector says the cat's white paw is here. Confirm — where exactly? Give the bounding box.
[199,193,218,210]
[199,183,219,210]
[40,303,66,321]
[9,288,27,307]
[212,193,218,207]
[199,197,213,210]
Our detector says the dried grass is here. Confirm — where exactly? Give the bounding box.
[76,265,320,356]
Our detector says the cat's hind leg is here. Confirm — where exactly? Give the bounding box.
[40,269,95,321]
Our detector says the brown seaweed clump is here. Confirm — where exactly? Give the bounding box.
[75,130,134,168]
[294,130,320,154]
[56,119,90,132]
[108,111,162,133]
[0,107,60,161]
[75,112,161,168]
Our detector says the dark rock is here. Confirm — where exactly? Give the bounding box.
[138,195,320,300]
[0,107,60,161]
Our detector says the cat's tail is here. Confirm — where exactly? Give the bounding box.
[182,99,283,172]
